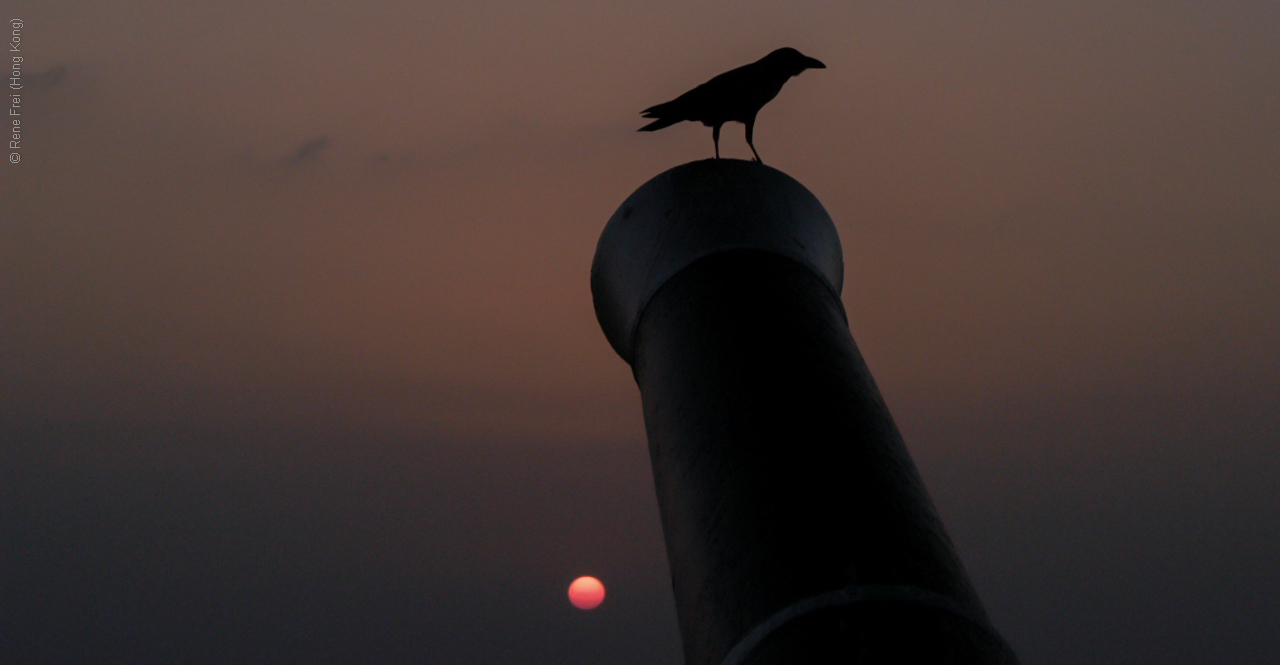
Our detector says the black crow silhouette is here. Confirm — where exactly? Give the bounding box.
[639,47,826,163]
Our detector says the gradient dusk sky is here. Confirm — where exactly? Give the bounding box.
[3,2,1279,663]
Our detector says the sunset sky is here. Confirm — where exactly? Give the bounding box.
[3,2,1279,663]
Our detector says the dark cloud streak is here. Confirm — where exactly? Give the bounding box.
[286,136,329,164]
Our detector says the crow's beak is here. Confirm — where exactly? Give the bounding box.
[805,57,827,70]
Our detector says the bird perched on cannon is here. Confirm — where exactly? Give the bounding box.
[639,47,826,164]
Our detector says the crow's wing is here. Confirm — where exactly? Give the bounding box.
[640,61,765,129]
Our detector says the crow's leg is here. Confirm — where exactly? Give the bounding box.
[746,117,762,163]
[712,124,721,159]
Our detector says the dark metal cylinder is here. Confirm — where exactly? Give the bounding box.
[592,160,1017,665]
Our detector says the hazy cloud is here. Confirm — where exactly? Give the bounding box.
[5,2,1279,664]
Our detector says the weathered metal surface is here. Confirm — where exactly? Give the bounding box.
[591,159,842,364]
[591,160,1018,665]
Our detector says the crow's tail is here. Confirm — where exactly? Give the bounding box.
[638,115,681,132]
[639,98,684,132]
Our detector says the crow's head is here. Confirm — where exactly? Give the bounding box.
[765,47,827,77]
